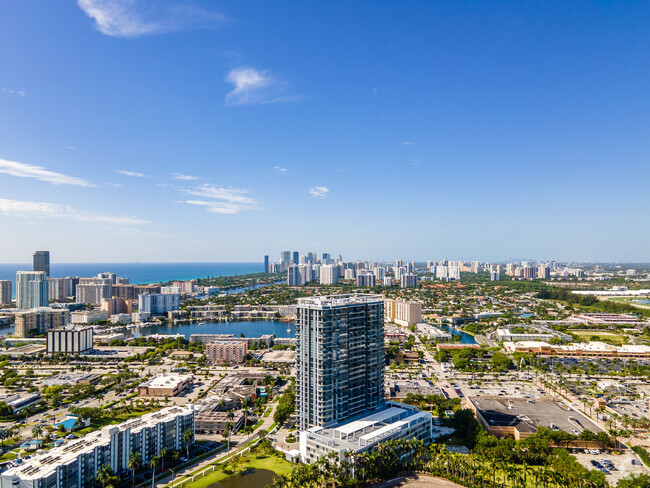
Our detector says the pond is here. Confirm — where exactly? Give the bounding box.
[208,468,277,488]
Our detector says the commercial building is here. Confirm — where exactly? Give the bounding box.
[16,271,49,310]
[190,333,274,348]
[495,329,555,342]
[467,397,602,440]
[504,341,650,359]
[138,293,180,315]
[33,251,50,277]
[0,406,194,488]
[206,341,248,364]
[138,374,194,397]
[70,310,108,324]
[0,280,11,306]
[15,308,69,337]
[415,323,452,341]
[385,299,422,327]
[195,405,244,433]
[264,255,269,273]
[46,327,93,354]
[299,402,435,464]
[296,294,385,432]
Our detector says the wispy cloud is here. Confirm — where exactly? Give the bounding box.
[180,183,259,214]
[2,88,26,97]
[273,166,287,173]
[171,172,200,181]
[77,0,225,38]
[107,183,124,188]
[309,186,329,198]
[117,170,147,178]
[0,198,148,225]
[0,158,94,187]
[401,141,416,145]
[225,67,301,106]
[65,146,77,151]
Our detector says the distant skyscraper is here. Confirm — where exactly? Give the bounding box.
[16,271,49,309]
[33,251,50,277]
[281,251,292,268]
[0,280,11,306]
[296,294,384,430]
[264,255,269,273]
[287,265,304,286]
[292,251,299,264]
[322,253,331,262]
[357,272,376,287]
[320,265,339,285]
[400,273,418,288]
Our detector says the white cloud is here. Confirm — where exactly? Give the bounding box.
[2,88,26,97]
[0,198,148,225]
[117,170,147,178]
[309,186,329,198]
[0,158,94,187]
[77,0,224,38]
[273,166,287,173]
[225,67,301,105]
[180,183,259,214]
[171,173,200,181]
[65,146,77,150]
[401,141,416,145]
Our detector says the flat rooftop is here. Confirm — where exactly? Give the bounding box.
[470,397,603,435]
[140,374,193,388]
[3,406,192,480]
[304,402,434,451]
[297,294,383,308]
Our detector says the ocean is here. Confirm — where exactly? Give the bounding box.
[0,262,263,288]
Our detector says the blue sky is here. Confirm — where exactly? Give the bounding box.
[0,1,649,263]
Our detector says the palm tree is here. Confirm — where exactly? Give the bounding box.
[182,429,193,459]
[0,428,10,449]
[128,452,142,488]
[31,425,42,440]
[159,447,168,472]
[97,464,113,488]
[149,455,159,488]
[95,392,105,407]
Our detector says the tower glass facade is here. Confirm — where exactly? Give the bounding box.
[16,271,49,310]
[33,251,50,277]
[296,294,384,431]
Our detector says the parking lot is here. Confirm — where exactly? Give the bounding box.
[574,450,649,485]
[452,379,548,400]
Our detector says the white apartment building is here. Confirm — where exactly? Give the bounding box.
[320,264,340,285]
[16,271,48,310]
[138,293,181,314]
[0,406,194,488]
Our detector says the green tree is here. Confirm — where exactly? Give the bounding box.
[128,452,142,488]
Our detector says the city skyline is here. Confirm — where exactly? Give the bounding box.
[1,2,649,262]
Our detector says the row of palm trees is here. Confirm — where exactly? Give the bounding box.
[269,439,611,488]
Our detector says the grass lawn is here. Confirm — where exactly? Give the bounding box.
[572,330,626,344]
[180,452,293,488]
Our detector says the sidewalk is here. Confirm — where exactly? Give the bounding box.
[153,399,280,488]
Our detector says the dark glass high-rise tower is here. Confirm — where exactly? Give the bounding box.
[296,294,384,431]
[33,251,50,277]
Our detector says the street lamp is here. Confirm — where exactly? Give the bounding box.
[169,468,175,488]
